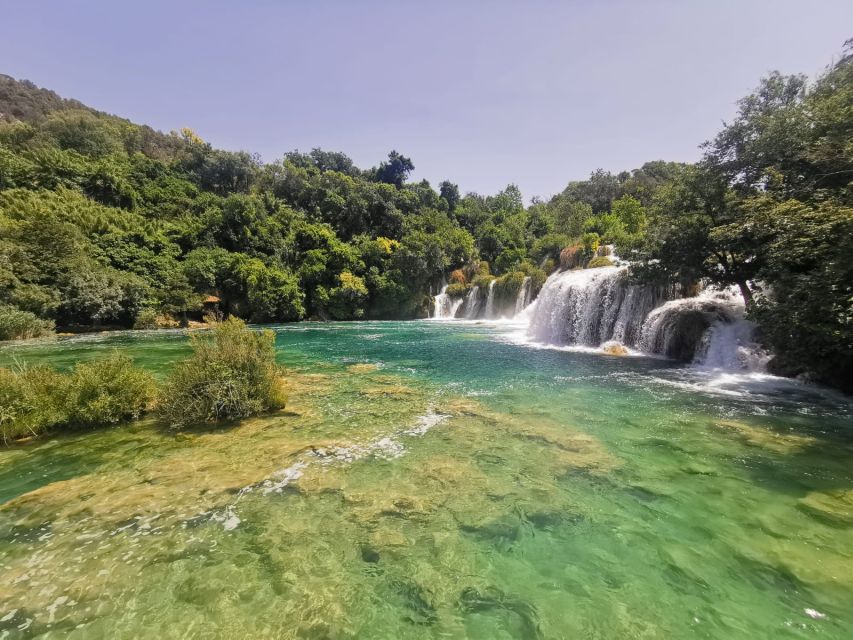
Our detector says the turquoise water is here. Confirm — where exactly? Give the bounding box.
[1,321,852,639]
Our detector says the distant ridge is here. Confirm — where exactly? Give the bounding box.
[0,73,95,123]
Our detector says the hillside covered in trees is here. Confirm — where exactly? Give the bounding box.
[0,41,851,390]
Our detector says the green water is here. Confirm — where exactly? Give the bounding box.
[1,321,852,639]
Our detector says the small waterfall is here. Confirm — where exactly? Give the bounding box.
[514,276,532,316]
[483,280,497,319]
[643,287,769,370]
[433,284,464,320]
[433,285,450,319]
[694,319,769,371]
[458,286,483,319]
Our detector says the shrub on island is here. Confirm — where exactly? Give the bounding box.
[0,354,155,444]
[0,305,55,341]
[158,317,286,428]
[587,256,614,269]
[64,355,157,428]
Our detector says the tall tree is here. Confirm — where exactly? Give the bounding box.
[375,151,414,188]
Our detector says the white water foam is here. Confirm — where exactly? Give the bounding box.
[212,410,452,531]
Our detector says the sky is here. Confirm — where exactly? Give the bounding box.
[2,0,852,201]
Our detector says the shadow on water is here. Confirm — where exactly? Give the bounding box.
[0,426,153,506]
[459,586,544,640]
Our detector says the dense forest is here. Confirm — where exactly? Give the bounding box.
[0,41,851,390]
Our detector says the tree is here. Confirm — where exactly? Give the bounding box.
[439,180,460,212]
[702,72,810,199]
[58,264,147,327]
[632,165,760,303]
[375,150,414,188]
[562,169,621,214]
[551,197,592,238]
[611,194,646,235]
[748,199,853,390]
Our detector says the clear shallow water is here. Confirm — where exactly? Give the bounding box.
[1,320,852,639]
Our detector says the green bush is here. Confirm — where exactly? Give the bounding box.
[158,317,286,428]
[133,308,159,329]
[0,305,54,341]
[581,232,601,259]
[445,283,468,297]
[517,261,548,293]
[64,355,156,427]
[0,364,66,443]
[587,256,614,269]
[470,273,495,288]
[493,271,526,306]
[0,353,155,444]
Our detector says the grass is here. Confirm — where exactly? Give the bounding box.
[1,317,287,444]
[158,317,286,428]
[0,353,156,444]
[587,256,614,268]
[0,305,55,341]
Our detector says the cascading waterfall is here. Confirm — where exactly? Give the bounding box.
[432,285,463,320]
[527,267,671,348]
[525,265,768,371]
[434,261,768,371]
[514,276,532,316]
[640,287,769,370]
[458,286,483,320]
[483,280,497,319]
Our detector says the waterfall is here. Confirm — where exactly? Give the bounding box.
[433,285,464,320]
[640,287,769,370]
[525,264,767,371]
[483,280,497,319]
[433,285,450,319]
[458,286,483,319]
[527,266,669,348]
[438,276,532,321]
[514,276,532,316]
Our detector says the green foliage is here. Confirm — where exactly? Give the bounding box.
[0,354,154,444]
[445,283,468,297]
[439,180,460,212]
[493,271,526,305]
[234,257,304,323]
[0,305,54,340]
[133,308,160,330]
[581,233,600,259]
[587,256,614,269]
[0,364,66,443]
[317,271,369,320]
[494,247,527,274]
[158,317,286,428]
[64,354,156,428]
[2,52,852,388]
[748,199,853,390]
[519,262,548,293]
[531,233,570,265]
[375,151,414,188]
[611,195,646,235]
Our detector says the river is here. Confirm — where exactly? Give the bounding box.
[0,320,851,638]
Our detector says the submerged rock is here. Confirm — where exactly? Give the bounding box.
[713,420,817,454]
[347,363,379,374]
[601,341,629,356]
[798,490,853,527]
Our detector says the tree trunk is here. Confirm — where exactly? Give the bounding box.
[737,280,754,307]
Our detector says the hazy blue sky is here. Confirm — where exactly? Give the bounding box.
[3,1,852,200]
